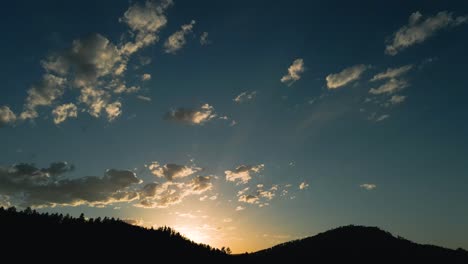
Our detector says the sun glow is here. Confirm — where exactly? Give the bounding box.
[175,225,213,245]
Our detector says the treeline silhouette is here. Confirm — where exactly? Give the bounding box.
[0,206,228,261]
[1,207,467,263]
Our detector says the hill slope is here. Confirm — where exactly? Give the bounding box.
[239,225,468,262]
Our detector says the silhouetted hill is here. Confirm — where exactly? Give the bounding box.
[239,225,468,263]
[0,207,228,262]
[1,207,467,263]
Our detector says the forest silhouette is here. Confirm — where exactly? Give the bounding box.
[1,207,467,263]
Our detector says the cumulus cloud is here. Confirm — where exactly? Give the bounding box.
[148,162,200,181]
[141,73,152,81]
[237,184,278,207]
[281,58,305,86]
[0,106,17,127]
[200,32,210,45]
[20,74,67,120]
[369,78,409,95]
[326,64,367,89]
[360,183,377,190]
[225,164,264,184]
[238,194,259,204]
[164,20,196,54]
[234,91,257,104]
[52,103,78,124]
[370,65,413,81]
[386,11,468,55]
[299,182,309,190]
[165,104,217,125]
[0,162,140,208]
[105,101,122,121]
[120,0,173,55]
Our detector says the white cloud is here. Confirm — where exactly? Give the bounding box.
[281,58,305,86]
[225,164,264,184]
[200,32,210,45]
[141,73,152,81]
[223,218,232,223]
[120,0,173,55]
[52,103,78,124]
[326,64,367,89]
[238,194,259,204]
[148,162,200,181]
[299,182,309,190]
[389,95,407,105]
[0,106,17,126]
[234,91,257,104]
[376,114,390,122]
[164,20,196,54]
[369,78,409,95]
[78,87,109,118]
[235,206,245,211]
[165,103,217,125]
[136,95,152,102]
[360,183,377,190]
[386,11,468,55]
[370,65,413,81]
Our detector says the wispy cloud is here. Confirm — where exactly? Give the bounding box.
[385,11,468,55]
[147,162,201,181]
[281,58,305,86]
[0,106,17,127]
[369,79,409,95]
[200,32,210,45]
[52,103,78,124]
[164,20,196,54]
[234,91,257,104]
[299,182,309,190]
[370,65,413,81]
[326,64,367,89]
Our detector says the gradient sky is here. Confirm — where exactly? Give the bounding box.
[1,0,468,253]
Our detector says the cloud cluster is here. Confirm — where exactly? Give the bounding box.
[299,182,309,190]
[234,91,257,104]
[326,64,367,89]
[148,162,201,181]
[237,184,278,207]
[225,164,264,184]
[370,65,413,82]
[0,162,141,208]
[136,175,213,208]
[164,20,196,54]
[281,58,305,86]
[165,104,217,125]
[0,0,173,126]
[386,11,467,55]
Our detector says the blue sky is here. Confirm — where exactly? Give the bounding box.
[0,0,467,252]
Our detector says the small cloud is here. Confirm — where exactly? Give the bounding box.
[200,32,210,45]
[105,101,122,122]
[0,106,17,127]
[52,103,78,124]
[385,11,468,55]
[225,164,264,184]
[141,73,152,81]
[369,79,409,95]
[376,114,390,122]
[164,20,196,54]
[234,91,257,104]
[360,183,377,190]
[136,95,152,102]
[326,64,367,89]
[299,182,309,190]
[223,218,232,223]
[281,58,305,86]
[229,120,237,127]
[165,103,217,125]
[389,95,407,105]
[370,65,413,81]
[235,206,245,211]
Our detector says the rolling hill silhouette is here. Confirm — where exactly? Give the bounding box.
[1,207,467,263]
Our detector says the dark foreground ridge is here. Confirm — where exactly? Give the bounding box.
[1,207,467,263]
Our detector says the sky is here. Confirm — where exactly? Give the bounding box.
[0,0,468,253]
